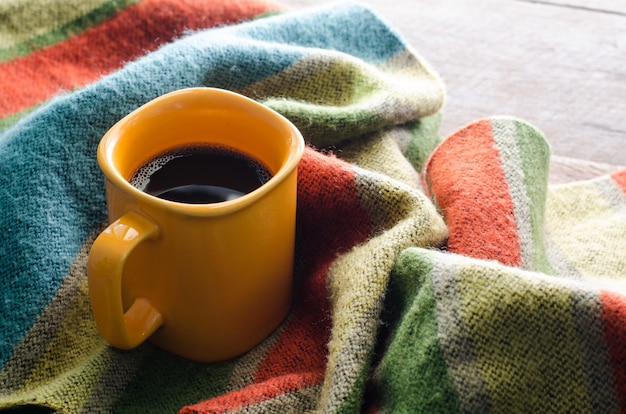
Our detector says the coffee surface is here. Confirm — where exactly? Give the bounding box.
[130,144,272,204]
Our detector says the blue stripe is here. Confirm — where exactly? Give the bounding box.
[0,3,401,365]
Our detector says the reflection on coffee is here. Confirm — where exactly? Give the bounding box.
[130,144,273,204]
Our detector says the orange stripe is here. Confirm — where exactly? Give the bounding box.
[254,148,372,381]
[0,0,280,118]
[180,373,322,413]
[424,119,522,266]
[611,169,626,194]
[181,148,373,413]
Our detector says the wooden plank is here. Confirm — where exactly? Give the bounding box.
[282,0,625,181]
[550,155,622,184]
[384,0,626,166]
[515,0,626,15]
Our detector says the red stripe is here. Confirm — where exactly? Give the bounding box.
[600,290,626,411]
[611,169,626,195]
[255,148,372,380]
[180,373,322,413]
[0,0,280,118]
[424,119,522,266]
[181,148,374,413]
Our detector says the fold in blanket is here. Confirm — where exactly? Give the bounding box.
[1,1,625,413]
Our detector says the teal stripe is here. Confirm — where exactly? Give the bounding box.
[0,15,307,365]
[233,5,407,64]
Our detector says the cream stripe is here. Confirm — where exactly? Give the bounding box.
[490,118,534,270]
[596,174,626,212]
[545,176,626,279]
[226,312,291,392]
[543,229,584,277]
[338,129,422,190]
[236,383,322,413]
[319,229,407,412]
[0,0,110,49]
[318,168,447,412]
[569,285,621,412]
[374,48,445,119]
[431,256,493,413]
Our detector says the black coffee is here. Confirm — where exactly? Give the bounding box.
[130,144,272,204]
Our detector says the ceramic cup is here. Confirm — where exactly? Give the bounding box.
[87,87,304,362]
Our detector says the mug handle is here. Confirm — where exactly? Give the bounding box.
[88,210,163,349]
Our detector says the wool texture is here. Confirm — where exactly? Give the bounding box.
[1,1,625,413]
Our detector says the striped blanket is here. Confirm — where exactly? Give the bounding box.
[1,1,625,412]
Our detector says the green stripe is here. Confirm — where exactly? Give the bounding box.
[0,0,140,62]
[242,48,444,149]
[112,346,237,413]
[378,248,460,413]
[0,106,37,131]
[431,254,492,412]
[79,347,151,412]
[0,233,99,395]
[318,163,447,412]
[512,119,553,273]
[458,262,590,412]
[490,118,552,273]
[0,0,107,48]
[403,112,442,173]
[266,98,388,148]
[245,55,392,148]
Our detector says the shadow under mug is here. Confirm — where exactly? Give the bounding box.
[87,87,304,362]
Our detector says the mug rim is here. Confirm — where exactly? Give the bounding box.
[97,87,305,217]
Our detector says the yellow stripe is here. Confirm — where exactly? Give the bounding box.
[545,179,626,279]
[21,265,109,411]
[0,231,110,411]
[240,54,380,106]
[26,347,111,413]
[0,0,110,49]
[457,263,590,412]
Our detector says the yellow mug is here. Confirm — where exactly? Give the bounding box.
[87,87,304,362]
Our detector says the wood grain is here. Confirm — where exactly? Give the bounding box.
[549,155,622,184]
[281,0,625,182]
[517,0,626,15]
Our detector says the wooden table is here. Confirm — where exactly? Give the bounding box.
[282,0,625,183]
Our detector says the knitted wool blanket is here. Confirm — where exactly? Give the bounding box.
[1,1,625,413]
